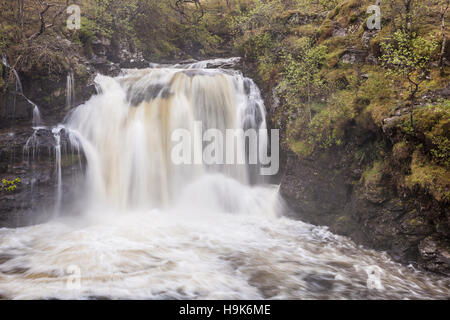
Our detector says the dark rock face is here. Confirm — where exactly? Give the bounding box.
[0,126,83,228]
[280,151,450,276]
[419,236,450,274]
[280,153,363,243]
[0,34,150,228]
[87,33,149,73]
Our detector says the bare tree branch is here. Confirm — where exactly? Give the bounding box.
[171,0,205,24]
[27,0,69,41]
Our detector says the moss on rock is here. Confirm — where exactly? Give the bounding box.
[404,150,450,203]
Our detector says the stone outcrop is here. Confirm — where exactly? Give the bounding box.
[277,110,450,276]
[280,148,450,276]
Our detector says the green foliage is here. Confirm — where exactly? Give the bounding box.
[0,20,18,52]
[228,0,285,63]
[405,150,450,202]
[236,31,274,60]
[277,36,327,135]
[356,141,385,165]
[256,53,278,83]
[430,135,450,167]
[362,160,385,186]
[307,90,356,149]
[229,0,284,34]
[412,100,450,167]
[89,0,138,39]
[277,37,327,102]
[356,70,396,124]
[2,178,21,193]
[289,140,313,158]
[287,90,358,156]
[12,35,71,78]
[383,0,430,34]
[358,71,393,103]
[392,141,411,162]
[296,0,342,11]
[129,0,223,59]
[79,17,98,45]
[1,0,448,201]
[0,0,72,79]
[381,31,438,79]
[380,30,438,100]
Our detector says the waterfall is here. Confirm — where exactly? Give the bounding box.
[1,58,449,300]
[30,100,42,127]
[1,52,9,68]
[2,53,23,95]
[52,126,64,217]
[65,63,269,212]
[1,53,42,125]
[24,129,39,209]
[23,125,72,216]
[3,57,73,216]
[66,69,75,110]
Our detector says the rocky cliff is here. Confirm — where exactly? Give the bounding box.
[0,33,147,227]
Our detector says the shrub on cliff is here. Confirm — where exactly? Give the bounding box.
[380,30,439,126]
[401,100,450,168]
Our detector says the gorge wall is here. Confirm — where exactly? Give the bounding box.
[0,0,449,277]
[0,34,146,227]
[243,6,450,276]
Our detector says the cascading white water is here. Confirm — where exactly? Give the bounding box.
[52,126,64,217]
[66,70,75,110]
[0,59,449,300]
[31,104,41,127]
[2,53,42,126]
[65,66,267,212]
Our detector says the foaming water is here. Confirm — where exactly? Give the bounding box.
[66,69,75,110]
[0,59,449,299]
[64,65,267,211]
[0,185,448,300]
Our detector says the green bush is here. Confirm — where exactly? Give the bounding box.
[2,178,21,193]
[413,100,450,167]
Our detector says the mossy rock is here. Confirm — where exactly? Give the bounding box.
[289,24,319,38]
[404,150,450,203]
[392,141,411,163]
[289,140,313,158]
[318,20,334,42]
[399,102,450,167]
[362,160,385,186]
